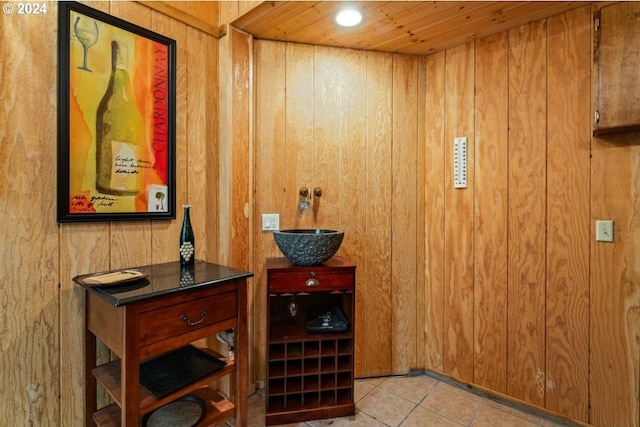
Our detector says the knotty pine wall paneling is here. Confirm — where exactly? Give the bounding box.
[414,55,428,372]
[185,2,218,27]
[506,20,548,408]
[253,40,286,383]
[285,43,315,230]
[216,25,251,397]
[443,42,476,383]
[473,31,509,394]
[60,223,112,424]
[1,6,60,426]
[421,51,447,373]
[187,24,219,264]
[545,7,591,421]
[215,24,228,258]
[336,48,368,377]
[313,46,342,228]
[363,50,394,377]
[391,54,419,373]
[590,131,640,427]
[218,26,251,269]
[232,23,253,337]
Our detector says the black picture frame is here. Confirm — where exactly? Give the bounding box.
[57,2,176,222]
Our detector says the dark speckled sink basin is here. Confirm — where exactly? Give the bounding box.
[273,229,344,266]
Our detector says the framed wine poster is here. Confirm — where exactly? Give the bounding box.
[57,2,176,222]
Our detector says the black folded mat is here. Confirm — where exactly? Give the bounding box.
[140,345,226,399]
[305,305,349,333]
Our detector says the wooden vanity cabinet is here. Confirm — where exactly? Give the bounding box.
[266,257,356,426]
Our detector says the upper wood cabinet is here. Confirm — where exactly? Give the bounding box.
[593,2,640,136]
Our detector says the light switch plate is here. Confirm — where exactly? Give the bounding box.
[595,220,613,242]
[262,214,280,231]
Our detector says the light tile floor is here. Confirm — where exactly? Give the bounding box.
[229,374,583,427]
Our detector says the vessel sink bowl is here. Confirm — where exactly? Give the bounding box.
[273,229,344,266]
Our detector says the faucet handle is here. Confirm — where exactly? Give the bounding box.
[299,187,309,198]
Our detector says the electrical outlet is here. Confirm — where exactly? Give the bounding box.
[454,136,467,188]
[262,214,280,231]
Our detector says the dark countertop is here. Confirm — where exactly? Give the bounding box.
[73,260,253,306]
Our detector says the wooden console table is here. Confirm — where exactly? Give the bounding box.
[75,260,253,427]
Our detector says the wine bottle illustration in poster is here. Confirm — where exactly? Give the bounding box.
[95,40,145,196]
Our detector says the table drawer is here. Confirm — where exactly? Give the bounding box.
[268,271,354,293]
[139,290,237,347]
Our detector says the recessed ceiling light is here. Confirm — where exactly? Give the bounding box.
[335,9,362,27]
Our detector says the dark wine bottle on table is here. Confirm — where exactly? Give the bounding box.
[180,205,195,266]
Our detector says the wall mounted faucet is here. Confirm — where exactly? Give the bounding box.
[299,187,311,210]
[298,187,323,211]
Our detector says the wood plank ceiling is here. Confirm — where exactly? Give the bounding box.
[231,1,589,55]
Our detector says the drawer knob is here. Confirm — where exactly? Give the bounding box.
[305,278,320,287]
[180,308,208,326]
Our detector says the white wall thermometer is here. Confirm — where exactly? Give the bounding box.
[454,136,467,189]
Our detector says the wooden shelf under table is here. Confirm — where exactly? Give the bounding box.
[92,348,234,416]
[93,386,235,427]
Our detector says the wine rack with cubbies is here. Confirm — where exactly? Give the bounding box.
[266,257,356,426]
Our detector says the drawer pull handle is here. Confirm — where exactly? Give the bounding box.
[180,309,208,326]
[306,278,319,287]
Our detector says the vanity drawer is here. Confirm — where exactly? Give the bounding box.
[268,271,354,293]
[138,290,237,347]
